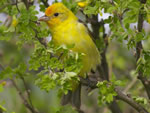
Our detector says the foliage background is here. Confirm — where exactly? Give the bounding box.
[1,0,150,113]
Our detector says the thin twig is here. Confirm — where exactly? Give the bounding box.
[118,13,126,32]
[41,0,49,7]
[15,0,20,12]
[118,8,129,32]
[0,3,17,11]
[123,78,137,93]
[22,0,29,10]
[20,77,34,111]
[11,79,40,113]
[0,64,40,113]
[34,28,48,48]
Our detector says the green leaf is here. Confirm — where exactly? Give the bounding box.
[135,32,144,42]
[97,81,117,105]
[133,96,148,105]
[0,67,13,79]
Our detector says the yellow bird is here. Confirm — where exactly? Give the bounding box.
[39,2,100,109]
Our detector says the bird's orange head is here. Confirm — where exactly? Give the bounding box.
[39,3,77,28]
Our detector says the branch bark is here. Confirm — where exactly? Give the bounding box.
[136,0,150,99]
[115,88,149,113]
[89,14,122,113]
[80,78,149,113]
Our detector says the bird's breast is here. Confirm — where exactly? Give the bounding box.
[51,21,100,76]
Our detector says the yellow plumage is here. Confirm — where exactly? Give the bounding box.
[39,2,100,108]
[39,3,100,76]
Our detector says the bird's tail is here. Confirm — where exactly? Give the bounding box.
[61,83,81,109]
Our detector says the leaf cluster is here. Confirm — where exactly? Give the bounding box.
[97,74,123,105]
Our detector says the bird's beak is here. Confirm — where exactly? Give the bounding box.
[38,15,50,21]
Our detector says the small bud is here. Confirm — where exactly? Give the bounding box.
[78,2,87,8]
[11,16,18,27]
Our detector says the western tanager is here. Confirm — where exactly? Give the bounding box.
[39,2,100,109]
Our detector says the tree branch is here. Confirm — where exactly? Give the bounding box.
[41,0,49,7]
[136,0,150,99]
[89,14,122,113]
[11,79,41,113]
[21,77,34,111]
[21,0,34,10]
[115,88,149,113]
[21,0,29,10]
[0,64,40,113]
[80,78,149,113]
[30,23,48,48]
[15,0,20,12]
[0,3,18,11]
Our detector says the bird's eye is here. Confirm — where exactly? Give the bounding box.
[54,13,59,17]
